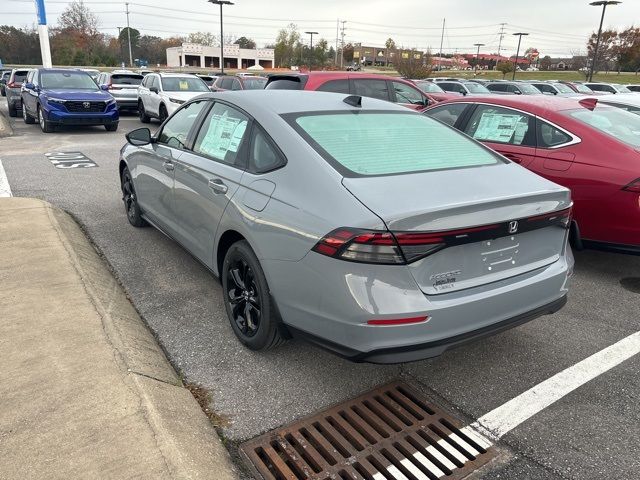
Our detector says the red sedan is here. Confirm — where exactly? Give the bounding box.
[425,95,640,254]
[265,72,431,110]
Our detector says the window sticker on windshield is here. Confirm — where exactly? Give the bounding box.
[179,80,189,90]
[199,112,248,159]
[474,113,527,143]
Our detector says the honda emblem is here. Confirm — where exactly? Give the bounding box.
[83,101,91,109]
[508,221,519,234]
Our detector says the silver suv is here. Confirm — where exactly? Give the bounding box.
[5,69,31,117]
[96,70,143,112]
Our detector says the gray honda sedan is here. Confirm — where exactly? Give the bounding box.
[119,90,573,363]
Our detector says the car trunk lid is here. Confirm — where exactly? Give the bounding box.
[342,164,571,294]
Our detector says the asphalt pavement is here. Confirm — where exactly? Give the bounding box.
[1,101,638,480]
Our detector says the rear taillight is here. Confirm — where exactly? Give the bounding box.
[526,207,572,229]
[7,82,17,88]
[622,178,640,193]
[312,228,445,265]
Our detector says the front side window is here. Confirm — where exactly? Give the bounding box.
[574,84,593,94]
[425,103,468,127]
[614,85,632,93]
[440,82,464,94]
[40,72,98,90]
[518,83,542,94]
[391,81,425,105]
[193,103,250,166]
[534,83,554,94]
[464,105,535,146]
[289,112,498,176]
[352,79,390,101]
[161,76,209,92]
[415,81,444,94]
[566,105,640,148]
[553,83,575,94]
[157,101,207,149]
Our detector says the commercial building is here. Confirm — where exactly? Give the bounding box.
[166,43,274,69]
[352,44,427,67]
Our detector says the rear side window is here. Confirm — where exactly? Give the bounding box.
[425,103,468,127]
[112,74,143,85]
[249,128,286,173]
[352,79,390,101]
[488,84,506,92]
[465,105,535,146]
[290,112,498,176]
[193,102,250,166]
[265,78,304,90]
[537,121,572,148]
[317,79,350,93]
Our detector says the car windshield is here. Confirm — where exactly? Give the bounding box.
[289,112,498,176]
[242,77,267,89]
[415,81,445,93]
[519,83,541,94]
[112,74,143,85]
[552,83,575,94]
[40,71,98,90]
[574,83,593,94]
[464,82,490,94]
[614,85,632,93]
[161,76,209,92]
[566,105,640,148]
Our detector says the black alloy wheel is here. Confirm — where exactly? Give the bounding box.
[121,168,146,227]
[222,240,286,351]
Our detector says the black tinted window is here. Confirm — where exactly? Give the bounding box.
[317,79,350,93]
[352,79,390,101]
[112,74,143,85]
[265,78,304,90]
[13,71,29,83]
[425,103,468,127]
[249,128,286,173]
[488,84,506,92]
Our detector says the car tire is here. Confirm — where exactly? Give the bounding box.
[7,101,17,117]
[105,123,118,132]
[159,104,168,123]
[38,105,54,133]
[222,240,287,351]
[121,167,147,228]
[1,87,5,97]
[138,101,151,123]
[22,102,35,124]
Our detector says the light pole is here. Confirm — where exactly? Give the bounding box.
[473,43,485,74]
[209,0,234,74]
[588,1,622,82]
[125,3,133,67]
[305,31,318,70]
[512,32,529,80]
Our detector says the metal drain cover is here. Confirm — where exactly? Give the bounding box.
[620,277,640,294]
[240,381,497,479]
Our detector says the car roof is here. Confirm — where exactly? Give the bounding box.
[268,71,411,81]
[194,90,412,116]
[157,72,198,77]
[437,94,594,115]
[598,93,640,106]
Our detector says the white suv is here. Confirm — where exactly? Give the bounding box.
[137,73,209,123]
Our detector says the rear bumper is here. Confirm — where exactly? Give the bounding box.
[113,98,139,109]
[289,295,567,363]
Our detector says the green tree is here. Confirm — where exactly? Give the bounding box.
[496,61,514,78]
[385,38,396,50]
[274,23,301,67]
[540,55,552,71]
[234,36,256,49]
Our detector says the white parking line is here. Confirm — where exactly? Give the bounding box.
[373,331,640,479]
[470,330,640,441]
[0,159,12,197]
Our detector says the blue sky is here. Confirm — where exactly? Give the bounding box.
[4,0,637,56]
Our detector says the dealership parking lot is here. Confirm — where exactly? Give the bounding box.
[1,101,639,479]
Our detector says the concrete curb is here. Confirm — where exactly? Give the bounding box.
[0,108,14,137]
[0,198,238,480]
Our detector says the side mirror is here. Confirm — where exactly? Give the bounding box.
[150,86,159,94]
[24,82,35,90]
[100,84,109,91]
[515,90,522,95]
[461,90,467,96]
[126,128,153,146]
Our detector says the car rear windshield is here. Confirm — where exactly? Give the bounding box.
[565,105,640,148]
[112,74,143,85]
[40,71,98,90]
[243,77,267,89]
[13,71,29,83]
[289,112,499,176]
[464,82,490,94]
[265,77,304,90]
[161,76,209,92]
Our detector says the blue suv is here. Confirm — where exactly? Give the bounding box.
[21,68,119,133]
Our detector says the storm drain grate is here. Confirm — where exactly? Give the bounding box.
[240,381,497,480]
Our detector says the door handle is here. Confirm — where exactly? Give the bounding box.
[503,153,523,164]
[208,178,228,194]
[163,161,174,172]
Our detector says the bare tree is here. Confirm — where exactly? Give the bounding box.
[58,0,99,36]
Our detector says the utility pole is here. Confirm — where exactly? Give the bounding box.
[496,23,506,67]
[305,31,318,70]
[512,32,529,80]
[335,19,339,66]
[588,1,622,82]
[437,18,445,71]
[340,21,347,69]
[473,43,485,74]
[117,26,123,66]
[125,3,133,67]
[209,0,234,74]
